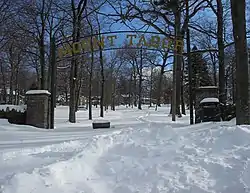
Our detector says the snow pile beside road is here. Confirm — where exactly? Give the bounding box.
[2,124,250,193]
[0,105,26,113]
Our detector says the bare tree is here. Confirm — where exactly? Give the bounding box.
[205,0,226,104]
[146,50,172,107]
[102,0,209,119]
[86,15,95,120]
[68,0,88,123]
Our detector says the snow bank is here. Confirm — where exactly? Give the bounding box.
[198,86,218,89]
[200,98,219,103]
[93,117,110,123]
[0,105,26,113]
[25,90,50,95]
[2,123,250,193]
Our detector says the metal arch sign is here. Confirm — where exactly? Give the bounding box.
[56,31,183,60]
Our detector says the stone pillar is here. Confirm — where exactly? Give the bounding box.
[195,86,219,109]
[194,86,219,123]
[25,90,51,129]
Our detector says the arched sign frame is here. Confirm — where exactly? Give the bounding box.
[56,30,184,62]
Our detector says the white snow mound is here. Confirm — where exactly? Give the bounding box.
[25,90,50,95]
[200,98,219,103]
[2,125,250,193]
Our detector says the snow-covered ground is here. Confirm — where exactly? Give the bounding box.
[0,105,250,193]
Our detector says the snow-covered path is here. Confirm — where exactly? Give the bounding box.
[0,106,163,189]
[1,106,250,193]
[0,106,152,150]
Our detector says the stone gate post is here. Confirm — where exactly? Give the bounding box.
[25,90,51,129]
[195,86,219,109]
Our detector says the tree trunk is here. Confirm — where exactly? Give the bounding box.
[149,65,153,107]
[88,78,93,120]
[69,23,79,122]
[231,0,249,124]
[69,0,87,122]
[75,80,82,112]
[88,49,94,120]
[138,49,143,110]
[111,79,116,111]
[47,52,52,92]
[100,49,104,117]
[104,79,109,111]
[86,15,94,120]
[9,64,14,104]
[133,70,137,107]
[35,61,40,85]
[69,4,83,122]
[105,77,111,110]
[232,59,236,103]
[174,3,182,118]
[157,66,164,107]
[39,33,46,90]
[14,64,19,105]
[217,0,226,104]
[138,73,142,110]
[210,52,217,86]
[181,58,186,115]
[128,73,132,107]
[0,64,7,103]
[65,90,68,104]
[69,57,77,123]
[171,55,176,120]
[16,88,19,105]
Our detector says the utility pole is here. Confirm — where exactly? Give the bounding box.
[50,36,56,129]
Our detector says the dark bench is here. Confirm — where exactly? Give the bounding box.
[92,120,110,129]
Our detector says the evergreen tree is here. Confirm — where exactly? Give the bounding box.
[184,46,213,106]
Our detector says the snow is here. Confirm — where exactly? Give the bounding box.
[25,90,51,95]
[200,98,219,103]
[0,105,26,113]
[198,86,218,89]
[93,119,110,123]
[0,105,249,193]
[93,118,110,124]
